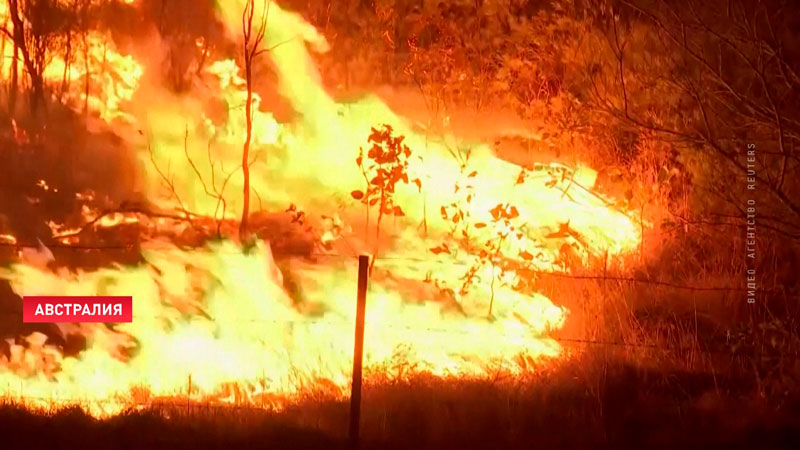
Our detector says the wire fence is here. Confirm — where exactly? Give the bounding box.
[0,312,793,360]
[0,235,786,354]
[0,234,794,417]
[0,306,795,360]
[0,240,767,293]
[1,332,796,419]
[0,307,795,414]
[0,319,796,419]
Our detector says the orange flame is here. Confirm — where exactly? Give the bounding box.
[0,1,643,417]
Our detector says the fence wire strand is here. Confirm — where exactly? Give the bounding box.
[0,237,791,415]
[0,241,765,292]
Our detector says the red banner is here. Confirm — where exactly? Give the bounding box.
[22,296,133,323]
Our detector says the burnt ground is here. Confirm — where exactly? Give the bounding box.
[1,360,799,450]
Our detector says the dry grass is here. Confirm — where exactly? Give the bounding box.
[2,118,799,449]
[2,355,799,450]
[1,3,799,448]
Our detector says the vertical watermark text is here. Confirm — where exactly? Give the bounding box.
[745,143,756,304]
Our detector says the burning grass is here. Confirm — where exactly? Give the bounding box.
[0,0,650,418]
[0,0,799,447]
[2,355,799,449]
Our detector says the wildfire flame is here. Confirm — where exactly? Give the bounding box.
[0,1,642,417]
[0,2,143,122]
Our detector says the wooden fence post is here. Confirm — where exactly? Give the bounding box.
[349,255,370,449]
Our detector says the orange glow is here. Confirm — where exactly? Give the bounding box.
[0,1,643,417]
[0,3,142,122]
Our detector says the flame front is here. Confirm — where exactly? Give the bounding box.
[0,2,143,123]
[0,1,642,417]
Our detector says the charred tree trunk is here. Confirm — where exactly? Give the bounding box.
[240,61,253,242]
[1,11,18,114]
[7,0,46,116]
[82,31,89,115]
[9,42,18,113]
[239,0,268,243]
[60,28,71,102]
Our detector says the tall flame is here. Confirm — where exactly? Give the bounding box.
[0,1,642,417]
